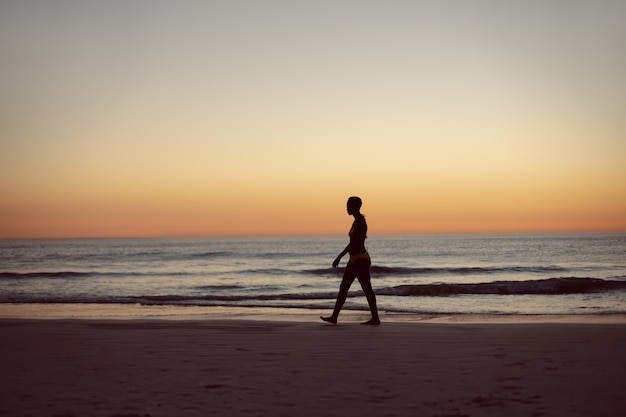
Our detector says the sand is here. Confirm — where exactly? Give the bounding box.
[1,317,625,417]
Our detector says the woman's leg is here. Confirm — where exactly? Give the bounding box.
[356,260,380,324]
[321,262,357,323]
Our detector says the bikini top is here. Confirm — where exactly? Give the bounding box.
[349,216,367,239]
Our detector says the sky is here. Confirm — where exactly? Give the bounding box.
[1,0,625,238]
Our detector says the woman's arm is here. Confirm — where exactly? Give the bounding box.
[332,244,350,268]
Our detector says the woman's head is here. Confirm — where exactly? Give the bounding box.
[346,196,362,215]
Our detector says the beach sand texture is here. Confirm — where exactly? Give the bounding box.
[1,319,625,417]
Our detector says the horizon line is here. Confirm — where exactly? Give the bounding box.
[2,229,625,240]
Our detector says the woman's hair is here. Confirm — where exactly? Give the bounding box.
[347,196,362,209]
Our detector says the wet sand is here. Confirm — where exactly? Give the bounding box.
[1,317,625,417]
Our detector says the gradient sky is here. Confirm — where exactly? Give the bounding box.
[1,0,625,238]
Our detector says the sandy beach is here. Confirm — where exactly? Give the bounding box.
[1,316,625,417]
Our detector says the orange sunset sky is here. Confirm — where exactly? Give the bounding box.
[1,1,625,238]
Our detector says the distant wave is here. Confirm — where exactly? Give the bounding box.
[1,264,573,280]
[306,265,570,276]
[0,271,191,279]
[187,251,234,259]
[0,271,102,279]
[185,251,299,261]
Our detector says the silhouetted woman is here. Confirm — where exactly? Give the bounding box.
[322,196,380,325]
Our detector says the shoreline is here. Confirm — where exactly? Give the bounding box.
[2,303,626,323]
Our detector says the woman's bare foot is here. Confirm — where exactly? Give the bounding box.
[361,318,381,325]
[320,316,337,324]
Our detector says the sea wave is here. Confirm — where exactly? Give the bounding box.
[307,265,570,276]
[0,264,576,280]
[378,277,626,296]
[132,278,626,303]
[0,271,104,279]
[4,277,622,306]
[0,271,191,279]
[187,251,234,259]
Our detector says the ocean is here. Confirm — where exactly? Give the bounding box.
[1,233,625,317]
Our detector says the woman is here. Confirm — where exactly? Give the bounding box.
[321,196,380,325]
